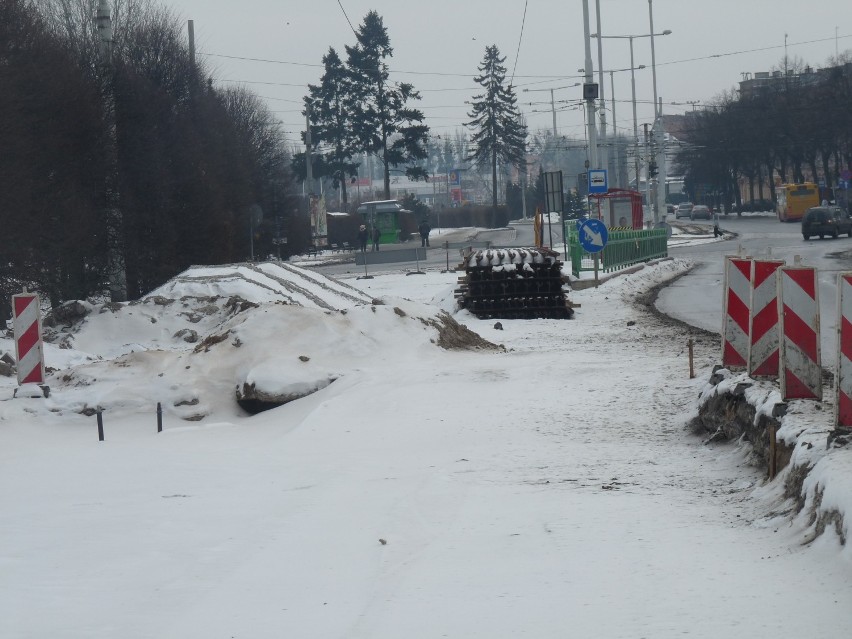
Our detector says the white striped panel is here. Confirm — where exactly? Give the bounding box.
[752,275,777,315]
[12,297,39,341]
[783,338,823,395]
[842,276,852,324]
[751,330,778,368]
[840,351,852,400]
[780,272,818,329]
[17,344,43,383]
[727,259,751,304]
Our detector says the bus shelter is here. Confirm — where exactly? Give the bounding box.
[589,188,643,230]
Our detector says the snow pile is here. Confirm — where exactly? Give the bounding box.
[2,258,851,638]
[0,262,486,419]
[698,366,852,553]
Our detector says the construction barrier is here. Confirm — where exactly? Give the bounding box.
[12,292,46,386]
[748,260,784,377]
[778,266,822,400]
[836,273,852,427]
[722,257,752,369]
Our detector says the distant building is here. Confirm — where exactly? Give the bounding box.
[738,62,852,99]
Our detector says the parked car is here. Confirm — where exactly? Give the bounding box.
[666,203,675,217]
[690,205,712,220]
[801,206,852,240]
[675,202,693,219]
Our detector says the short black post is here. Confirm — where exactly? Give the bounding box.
[96,408,104,441]
[157,402,163,433]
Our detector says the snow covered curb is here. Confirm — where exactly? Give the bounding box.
[693,366,852,554]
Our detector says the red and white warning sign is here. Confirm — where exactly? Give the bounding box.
[12,292,46,386]
[836,273,852,427]
[722,257,752,369]
[748,260,784,377]
[778,266,821,400]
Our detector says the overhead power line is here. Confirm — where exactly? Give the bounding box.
[336,0,357,35]
[510,0,529,86]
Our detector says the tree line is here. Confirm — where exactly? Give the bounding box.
[0,0,294,310]
[298,14,530,216]
[674,54,852,210]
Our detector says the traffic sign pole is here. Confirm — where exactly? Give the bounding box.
[577,219,609,287]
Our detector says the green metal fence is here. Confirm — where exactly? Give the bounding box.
[566,226,668,278]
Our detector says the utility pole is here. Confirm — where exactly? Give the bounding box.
[305,102,314,196]
[630,37,640,194]
[609,70,619,188]
[550,89,557,137]
[656,98,667,222]
[644,123,652,222]
[595,0,607,176]
[582,0,599,170]
[187,20,195,67]
[648,0,659,118]
[97,0,127,302]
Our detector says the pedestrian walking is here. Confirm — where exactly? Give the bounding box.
[712,208,721,238]
[357,225,368,252]
[372,226,381,251]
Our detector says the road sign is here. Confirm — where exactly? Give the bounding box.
[543,171,564,213]
[577,219,608,253]
[588,169,607,194]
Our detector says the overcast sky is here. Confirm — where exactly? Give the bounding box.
[173,0,850,151]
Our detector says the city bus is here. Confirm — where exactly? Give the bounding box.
[776,183,820,222]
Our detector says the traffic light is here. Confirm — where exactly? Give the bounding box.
[649,161,658,178]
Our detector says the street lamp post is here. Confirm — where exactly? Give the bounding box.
[582,0,598,171]
[592,27,670,221]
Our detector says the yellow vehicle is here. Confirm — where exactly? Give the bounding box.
[776,183,820,222]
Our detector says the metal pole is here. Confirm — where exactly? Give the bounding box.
[582,0,599,169]
[595,0,607,174]
[550,89,557,137]
[96,409,104,442]
[305,102,314,195]
[644,123,652,223]
[656,97,667,222]
[610,70,618,188]
[630,37,640,193]
[187,20,195,67]
[157,402,163,433]
[648,0,659,118]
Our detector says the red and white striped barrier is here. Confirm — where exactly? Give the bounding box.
[836,273,852,427]
[12,292,46,386]
[748,259,784,377]
[778,266,821,400]
[722,257,752,369]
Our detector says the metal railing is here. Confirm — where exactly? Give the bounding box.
[566,227,668,277]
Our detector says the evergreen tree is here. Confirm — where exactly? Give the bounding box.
[346,10,429,199]
[301,47,359,204]
[465,45,527,214]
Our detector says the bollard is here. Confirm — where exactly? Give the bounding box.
[157,402,163,433]
[357,247,373,280]
[688,338,695,379]
[96,408,104,441]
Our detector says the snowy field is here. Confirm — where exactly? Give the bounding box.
[1,259,850,638]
